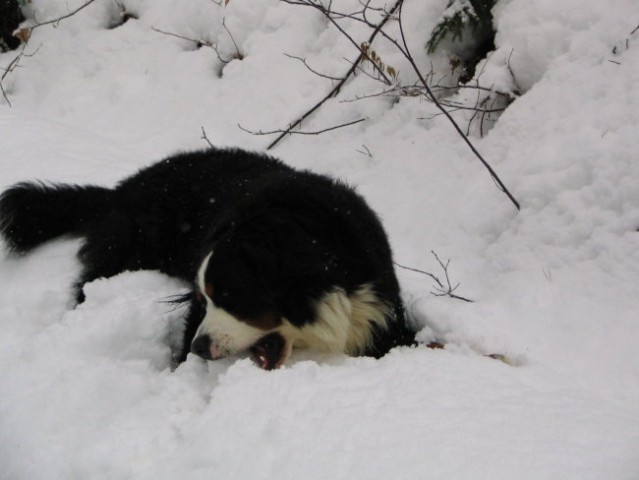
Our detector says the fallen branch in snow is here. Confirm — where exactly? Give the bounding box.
[395,251,474,303]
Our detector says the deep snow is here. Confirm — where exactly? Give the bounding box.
[1,0,639,479]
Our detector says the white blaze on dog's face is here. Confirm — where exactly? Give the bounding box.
[191,252,268,359]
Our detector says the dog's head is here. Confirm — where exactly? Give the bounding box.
[189,243,287,368]
[187,210,345,369]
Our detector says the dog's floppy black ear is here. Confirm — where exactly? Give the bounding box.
[268,234,343,327]
[236,239,288,302]
[212,206,343,324]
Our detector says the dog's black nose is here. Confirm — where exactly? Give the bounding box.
[190,335,213,360]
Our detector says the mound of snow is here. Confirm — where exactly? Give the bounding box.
[1,1,638,478]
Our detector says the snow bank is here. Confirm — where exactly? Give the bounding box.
[1,0,639,478]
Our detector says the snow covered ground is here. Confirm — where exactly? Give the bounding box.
[1,0,639,478]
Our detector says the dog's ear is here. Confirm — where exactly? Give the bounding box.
[270,234,342,327]
[236,240,288,301]
[215,207,343,324]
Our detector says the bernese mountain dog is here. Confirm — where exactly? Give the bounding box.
[0,147,414,369]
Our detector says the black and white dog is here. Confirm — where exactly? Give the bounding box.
[0,147,414,369]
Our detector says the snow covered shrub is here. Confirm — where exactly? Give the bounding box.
[421,0,519,137]
[426,0,496,83]
[107,1,139,30]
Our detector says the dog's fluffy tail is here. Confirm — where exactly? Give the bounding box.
[0,182,113,253]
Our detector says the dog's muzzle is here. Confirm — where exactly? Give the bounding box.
[190,335,225,360]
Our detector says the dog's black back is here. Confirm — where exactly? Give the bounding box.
[0,147,414,364]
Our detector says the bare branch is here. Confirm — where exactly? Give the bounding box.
[395,251,474,303]
[0,55,20,106]
[29,0,100,32]
[151,26,238,64]
[284,53,342,81]
[200,127,214,147]
[1,42,42,106]
[266,0,402,150]
[274,0,520,211]
[356,144,373,157]
[221,18,243,60]
[240,117,366,137]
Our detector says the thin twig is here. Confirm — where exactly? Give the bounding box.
[1,43,42,106]
[30,0,99,32]
[151,27,203,44]
[356,144,373,157]
[221,18,243,60]
[151,27,234,64]
[395,250,474,303]
[284,53,342,81]
[394,262,443,287]
[240,118,366,137]
[201,127,214,147]
[0,55,20,106]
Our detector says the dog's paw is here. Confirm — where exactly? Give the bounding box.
[250,332,288,370]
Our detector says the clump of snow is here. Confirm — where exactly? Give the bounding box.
[1,0,639,478]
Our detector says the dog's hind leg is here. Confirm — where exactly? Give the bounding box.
[73,213,147,304]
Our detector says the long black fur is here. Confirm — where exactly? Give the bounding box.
[0,147,414,364]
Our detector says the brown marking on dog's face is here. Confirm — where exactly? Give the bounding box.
[239,311,282,331]
[203,281,280,331]
[205,283,215,300]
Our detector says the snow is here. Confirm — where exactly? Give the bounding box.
[1,0,639,478]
